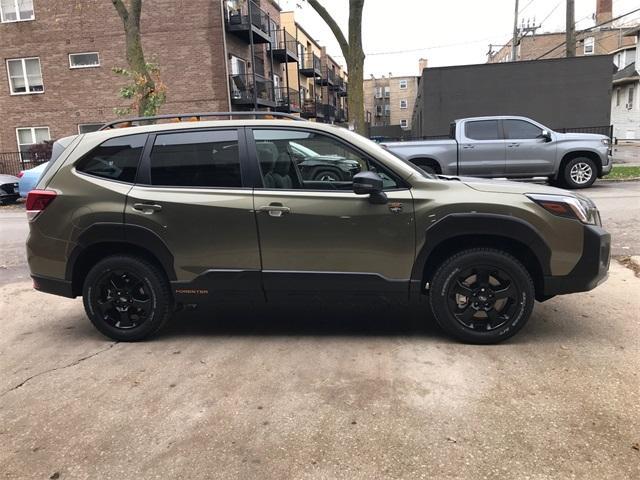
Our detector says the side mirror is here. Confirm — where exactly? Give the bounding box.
[541,129,552,142]
[353,171,387,204]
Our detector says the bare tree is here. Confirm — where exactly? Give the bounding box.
[111,0,166,116]
[307,0,366,135]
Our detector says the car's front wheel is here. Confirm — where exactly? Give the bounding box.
[429,248,535,344]
[82,255,173,341]
[313,170,341,182]
[562,157,597,189]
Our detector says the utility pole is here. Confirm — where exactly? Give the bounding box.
[511,0,519,61]
[566,0,576,57]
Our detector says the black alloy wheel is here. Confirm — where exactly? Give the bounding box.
[83,255,172,341]
[429,248,535,344]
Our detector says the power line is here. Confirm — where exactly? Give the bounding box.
[535,7,640,59]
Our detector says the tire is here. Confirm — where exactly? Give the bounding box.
[429,248,535,344]
[562,157,597,189]
[82,255,173,341]
[314,170,341,182]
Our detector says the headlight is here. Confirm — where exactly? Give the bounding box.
[601,138,610,146]
[526,194,600,225]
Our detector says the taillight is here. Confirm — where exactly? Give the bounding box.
[26,189,57,221]
[17,171,24,178]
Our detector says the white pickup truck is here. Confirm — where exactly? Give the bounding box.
[383,116,612,189]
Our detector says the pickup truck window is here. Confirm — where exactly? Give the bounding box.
[504,119,542,140]
[465,120,499,140]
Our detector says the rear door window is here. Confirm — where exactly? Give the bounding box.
[76,134,146,183]
[465,120,500,140]
[149,130,242,188]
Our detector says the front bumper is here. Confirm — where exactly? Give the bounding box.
[543,225,610,296]
[600,155,613,176]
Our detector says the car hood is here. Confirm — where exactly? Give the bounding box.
[0,174,20,184]
[444,175,573,196]
[555,132,607,141]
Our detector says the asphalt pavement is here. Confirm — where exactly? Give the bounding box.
[0,181,638,479]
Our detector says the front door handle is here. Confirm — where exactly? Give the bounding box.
[462,144,475,149]
[258,204,291,217]
[133,202,162,213]
[508,143,521,147]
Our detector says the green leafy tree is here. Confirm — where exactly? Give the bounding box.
[111,0,167,116]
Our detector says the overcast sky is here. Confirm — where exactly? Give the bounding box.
[277,0,640,77]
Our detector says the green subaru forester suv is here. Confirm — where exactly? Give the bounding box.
[25,113,610,344]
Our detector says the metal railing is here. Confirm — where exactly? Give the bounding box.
[226,0,272,36]
[271,29,297,55]
[229,74,274,104]
[253,55,266,77]
[275,87,301,110]
[0,152,50,176]
[300,53,321,73]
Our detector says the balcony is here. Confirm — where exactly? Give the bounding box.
[270,29,298,63]
[225,0,273,44]
[275,87,301,113]
[334,77,348,96]
[320,104,336,120]
[299,53,322,77]
[229,74,276,108]
[301,99,324,119]
[315,66,336,87]
[335,108,347,123]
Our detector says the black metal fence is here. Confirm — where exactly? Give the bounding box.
[0,152,50,176]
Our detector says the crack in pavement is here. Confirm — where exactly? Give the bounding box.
[0,342,119,398]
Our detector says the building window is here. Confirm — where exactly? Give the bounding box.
[374,86,383,98]
[400,119,408,128]
[400,99,408,109]
[6,57,43,94]
[16,127,50,161]
[383,86,390,98]
[584,37,595,55]
[78,123,104,134]
[399,79,408,89]
[0,0,34,22]
[629,86,635,110]
[69,52,100,69]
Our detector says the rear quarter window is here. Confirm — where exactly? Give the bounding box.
[76,134,146,183]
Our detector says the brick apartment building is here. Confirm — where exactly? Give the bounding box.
[0,0,347,160]
[487,0,635,63]
[363,72,420,132]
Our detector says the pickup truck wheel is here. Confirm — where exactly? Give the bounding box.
[313,170,341,182]
[82,255,173,341]
[429,248,535,344]
[562,157,597,189]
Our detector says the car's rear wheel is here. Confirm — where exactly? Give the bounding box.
[82,255,172,341]
[429,248,535,344]
[562,157,597,189]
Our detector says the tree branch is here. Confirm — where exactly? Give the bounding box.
[111,0,128,22]
[307,0,350,58]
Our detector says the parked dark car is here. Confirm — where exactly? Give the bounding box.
[0,174,20,204]
[288,141,361,181]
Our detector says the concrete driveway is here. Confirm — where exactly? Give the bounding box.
[1,182,639,479]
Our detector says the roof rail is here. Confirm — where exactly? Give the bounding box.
[98,111,306,130]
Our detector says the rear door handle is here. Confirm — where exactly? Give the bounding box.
[258,204,291,217]
[462,145,475,149]
[133,202,162,213]
[508,143,521,147]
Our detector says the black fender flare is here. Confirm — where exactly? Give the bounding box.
[65,222,176,281]
[410,213,552,293]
